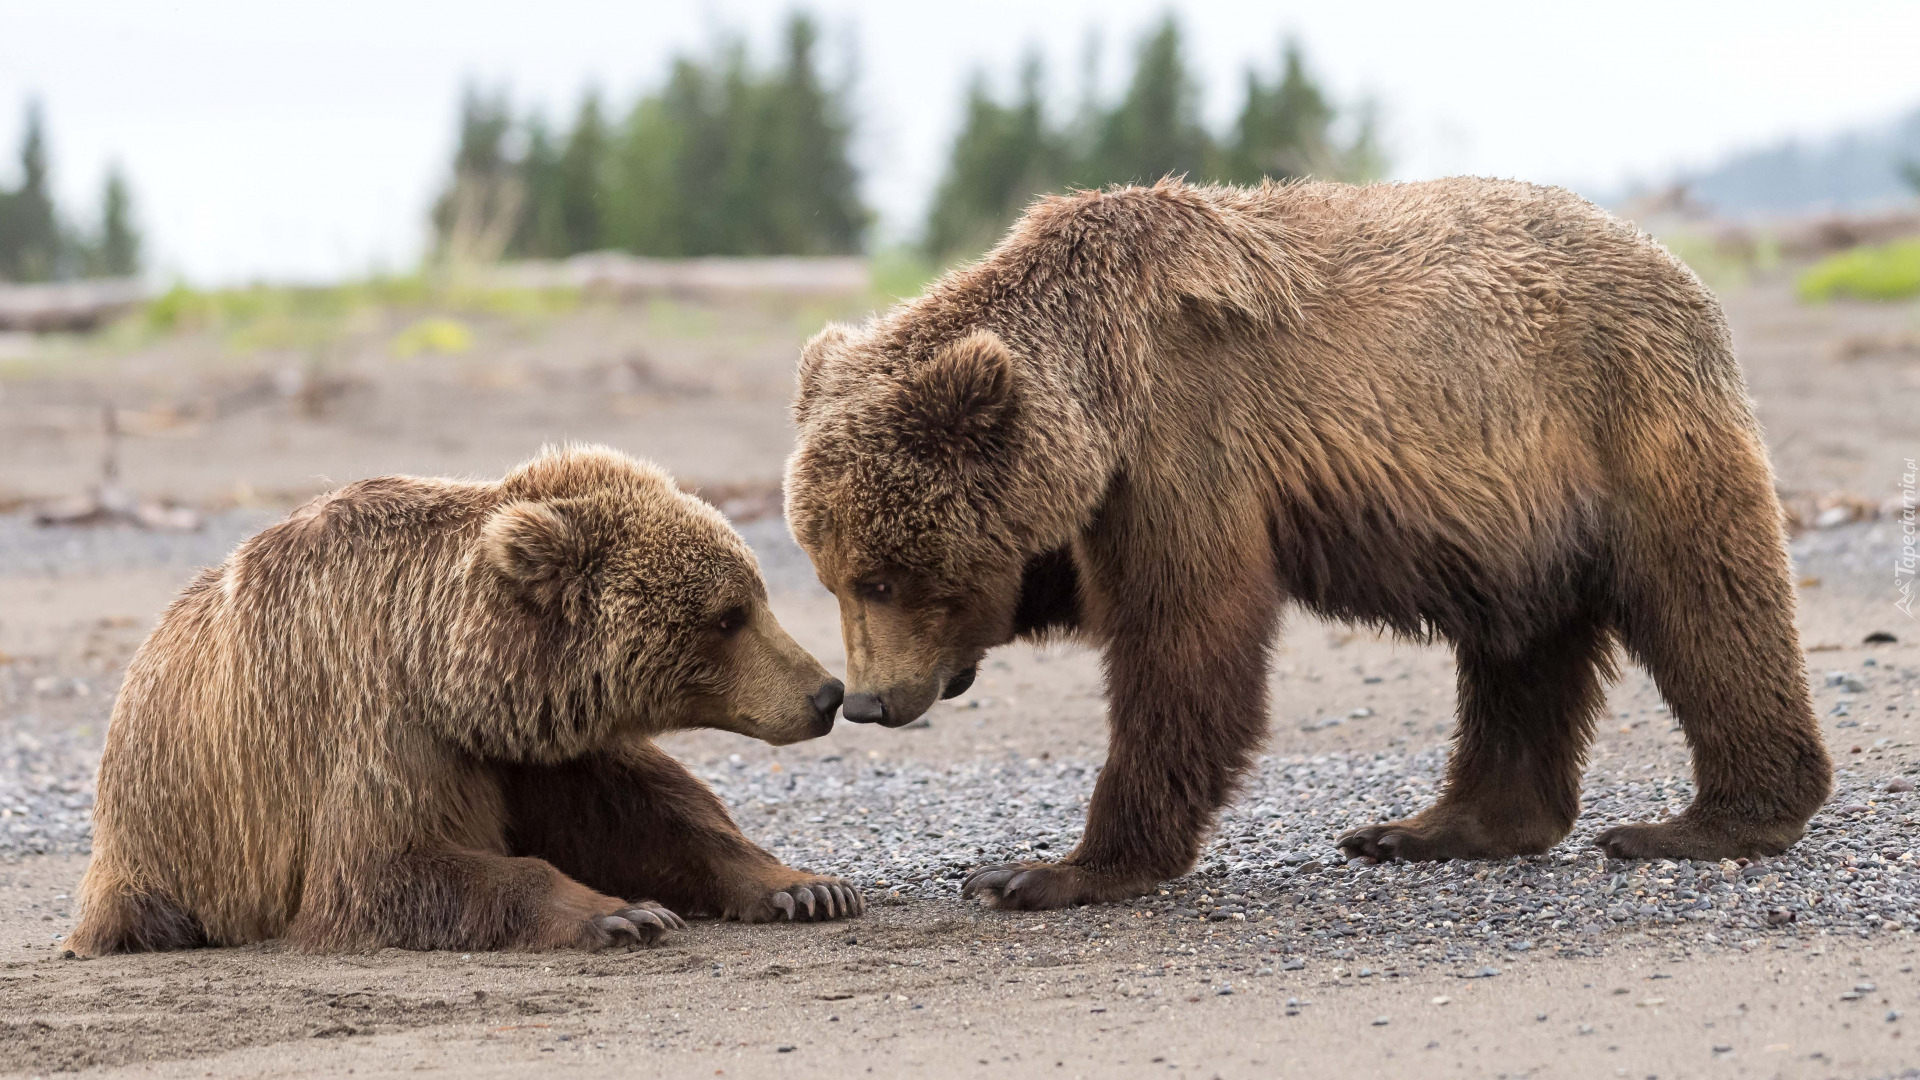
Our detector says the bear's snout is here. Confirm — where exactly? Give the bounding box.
[809,679,846,731]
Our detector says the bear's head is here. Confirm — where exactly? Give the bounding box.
[785,323,1108,729]
[477,446,842,748]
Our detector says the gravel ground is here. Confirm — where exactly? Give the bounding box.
[709,746,1920,969]
[4,510,1918,972]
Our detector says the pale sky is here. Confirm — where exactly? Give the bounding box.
[3,0,1918,284]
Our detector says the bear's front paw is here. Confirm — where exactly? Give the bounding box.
[960,861,1148,910]
[588,902,687,948]
[732,876,864,923]
[1337,820,1472,862]
[1337,810,1534,862]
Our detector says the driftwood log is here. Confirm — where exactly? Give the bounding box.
[0,278,148,332]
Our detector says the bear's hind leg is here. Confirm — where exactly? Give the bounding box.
[1596,488,1831,859]
[501,740,862,923]
[1340,615,1613,861]
[65,862,207,956]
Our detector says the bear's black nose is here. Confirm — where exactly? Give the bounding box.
[809,679,845,723]
[843,692,889,724]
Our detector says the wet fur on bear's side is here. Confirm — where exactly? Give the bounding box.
[67,446,860,956]
[785,177,1832,911]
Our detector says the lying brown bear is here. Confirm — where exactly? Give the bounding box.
[785,178,1832,911]
[68,445,859,955]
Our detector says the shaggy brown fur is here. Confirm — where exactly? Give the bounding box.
[68,446,861,955]
[785,178,1832,911]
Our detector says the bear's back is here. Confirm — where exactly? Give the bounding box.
[89,475,498,941]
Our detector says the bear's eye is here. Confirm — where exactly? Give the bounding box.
[714,606,748,636]
[857,580,891,602]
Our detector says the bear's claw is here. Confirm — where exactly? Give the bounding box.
[745,879,863,922]
[593,902,684,948]
[1337,824,1418,862]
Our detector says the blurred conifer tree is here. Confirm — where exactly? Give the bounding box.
[1081,17,1212,189]
[512,114,566,257]
[1220,38,1380,186]
[0,101,141,282]
[437,15,866,261]
[558,91,609,254]
[923,55,1069,262]
[92,166,141,276]
[0,102,64,281]
[923,21,1384,263]
[431,86,525,264]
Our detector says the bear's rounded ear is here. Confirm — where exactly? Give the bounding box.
[890,330,1017,458]
[795,323,851,417]
[482,501,593,620]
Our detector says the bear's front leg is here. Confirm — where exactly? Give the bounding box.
[291,755,686,952]
[966,505,1281,910]
[290,846,687,952]
[500,739,863,923]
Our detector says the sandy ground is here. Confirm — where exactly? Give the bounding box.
[2,279,1920,1078]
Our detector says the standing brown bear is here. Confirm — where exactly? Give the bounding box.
[67,445,860,955]
[785,178,1832,911]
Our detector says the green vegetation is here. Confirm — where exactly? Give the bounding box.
[1652,229,1780,292]
[433,13,866,262]
[1798,239,1920,302]
[0,101,144,282]
[390,316,475,358]
[922,20,1380,263]
[138,277,579,354]
[868,246,942,304]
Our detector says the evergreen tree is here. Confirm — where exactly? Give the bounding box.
[94,165,140,276]
[1222,38,1380,185]
[431,85,524,264]
[1082,17,1212,187]
[601,22,867,257]
[430,15,871,260]
[0,101,63,282]
[749,13,866,254]
[920,22,1385,262]
[667,50,744,255]
[605,51,739,256]
[557,91,608,254]
[511,113,565,257]
[603,75,691,256]
[923,56,1067,262]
